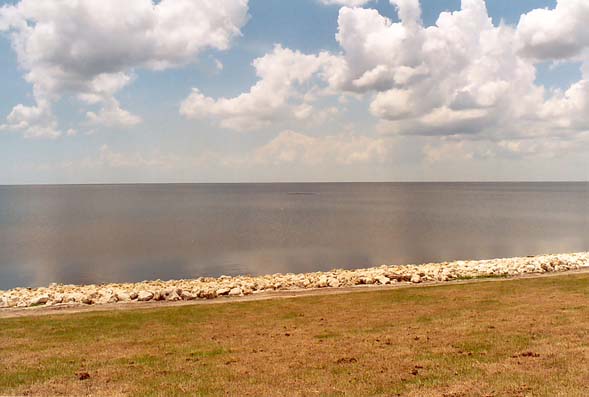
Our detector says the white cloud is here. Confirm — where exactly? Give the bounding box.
[424,133,589,163]
[517,0,589,61]
[86,100,142,128]
[3,101,60,139]
[320,0,589,162]
[333,1,542,135]
[180,45,341,131]
[252,130,393,165]
[389,0,421,25]
[178,0,589,165]
[4,0,589,173]
[0,0,249,137]
[539,79,589,131]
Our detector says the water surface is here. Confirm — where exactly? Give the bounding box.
[0,182,587,289]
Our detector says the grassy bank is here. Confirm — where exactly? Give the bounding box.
[1,274,589,396]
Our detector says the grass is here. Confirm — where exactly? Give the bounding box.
[1,273,589,396]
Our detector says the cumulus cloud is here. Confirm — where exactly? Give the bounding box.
[180,45,342,131]
[316,0,589,165]
[517,0,589,61]
[333,1,544,137]
[4,0,589,172]
[0,0,249,138]
[86,100,142,128]
[2,101,61,139]
[176,0,589,165]
[252,130,393,165]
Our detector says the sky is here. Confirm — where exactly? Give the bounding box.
[0,0,588,184]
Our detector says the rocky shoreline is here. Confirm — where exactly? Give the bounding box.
[1,252,588,310]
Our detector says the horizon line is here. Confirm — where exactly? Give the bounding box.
[0,180,588,187]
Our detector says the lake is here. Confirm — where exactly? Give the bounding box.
[0,182,587,290]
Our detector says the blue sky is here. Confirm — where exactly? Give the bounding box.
[0,0,587,183]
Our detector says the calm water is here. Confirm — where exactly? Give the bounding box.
[0,182,587,290]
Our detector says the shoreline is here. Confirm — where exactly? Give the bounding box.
[1,251,588,312]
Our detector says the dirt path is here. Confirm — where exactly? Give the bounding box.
[2,267,589,319]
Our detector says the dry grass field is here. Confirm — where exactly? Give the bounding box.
[1,273,589,396]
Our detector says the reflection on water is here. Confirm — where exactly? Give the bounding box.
[0,182,587,289]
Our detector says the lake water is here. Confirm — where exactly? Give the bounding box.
[0,182,587,290]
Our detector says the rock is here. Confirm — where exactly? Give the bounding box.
[328,278,340,288]
[162,288,180,298]
[386,273,411,282]
[116,291,132,302]
[199,289,217,299]
[97,293,117,305]
[0,252,586,310]
[30,294,50,306]
[52,294,65,304]
[228,287,242,296]
[180,290,196,300]
[137,291,154,302]
[216,287,231,296]
[165,290,182,301]
[67,292,85,303]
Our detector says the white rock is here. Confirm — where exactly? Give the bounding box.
[180,290,196,300]
[317,276,329,288]
[52,294,65,304]
[228,287,242,296]
[410,274,422,284]
[137,291,154,301]
[358,276,375,285]
[200,289,217,299]
[116,291,132,302]
[328,278,340,288]
[30,294,50,306]
[376,276,390,285]
[216,287,231,296]
[166,291,182,301]
[67,292,85,303]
